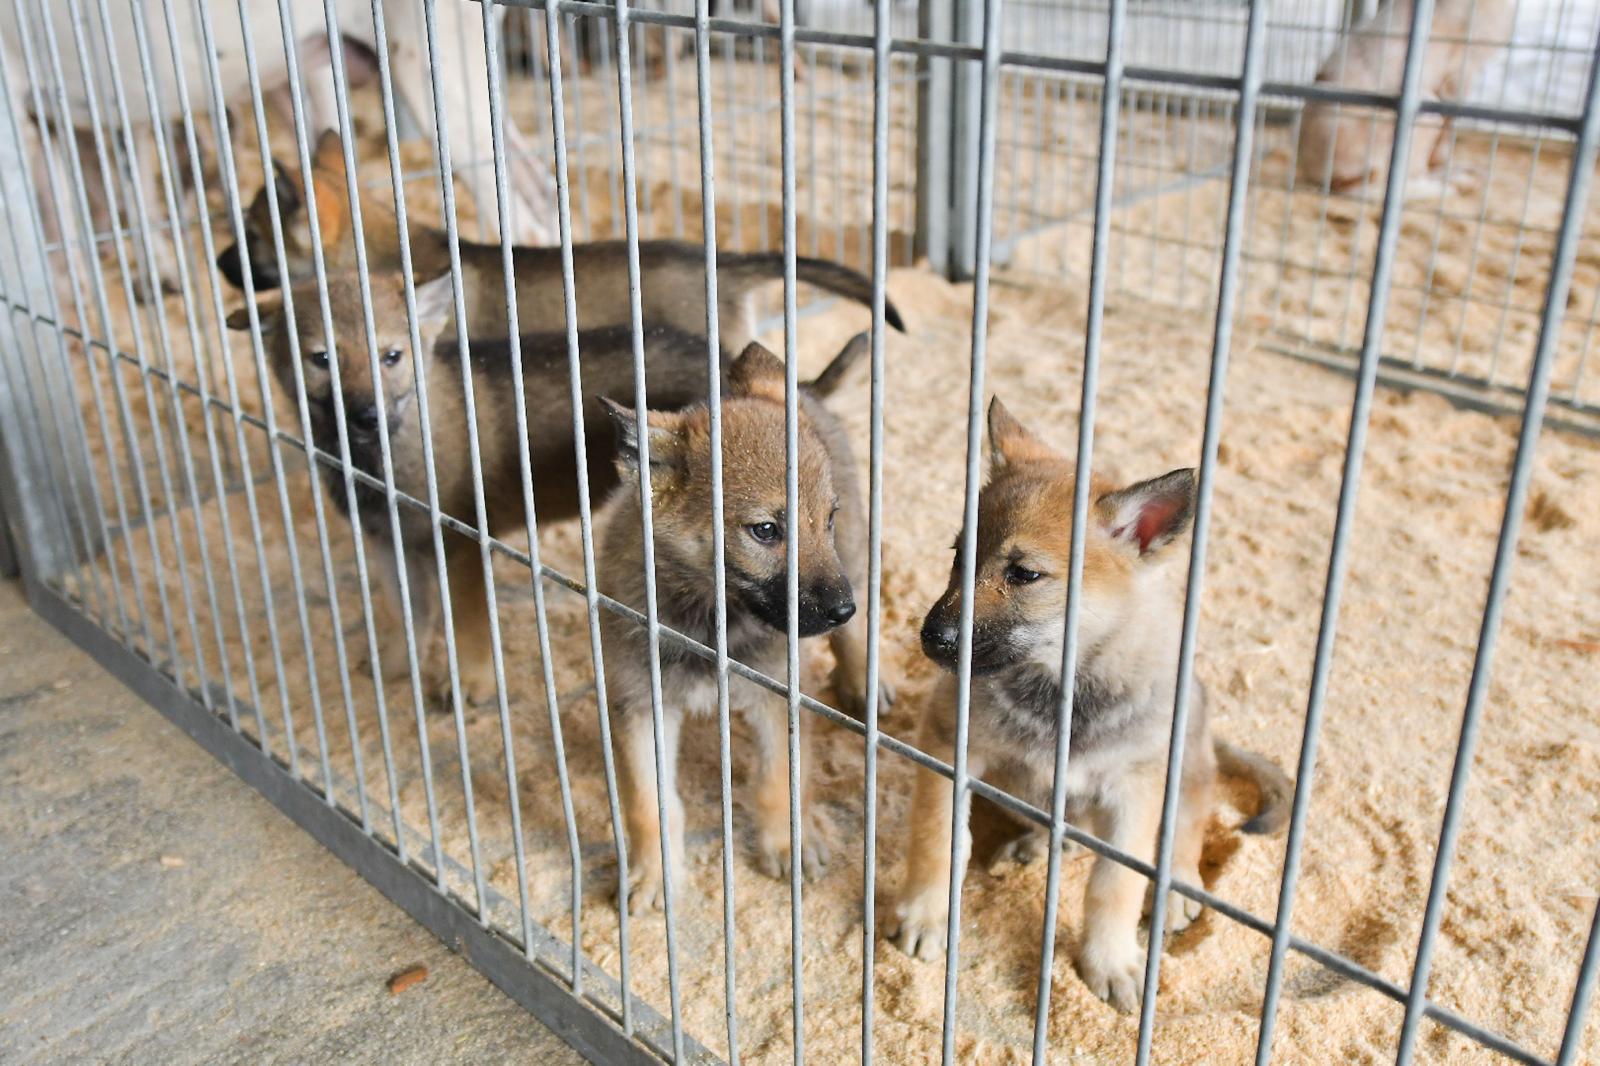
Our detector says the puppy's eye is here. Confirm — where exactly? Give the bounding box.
[308,350,330,369]
[747,521,782,544]
[381,347,404,368]
[1005,563,1043,585]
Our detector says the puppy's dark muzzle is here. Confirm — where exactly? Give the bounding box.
[217,241,278,292]
[921,598,1009,675]
[744,574,855,637]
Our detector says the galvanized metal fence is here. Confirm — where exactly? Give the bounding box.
[0,0,1596,1062]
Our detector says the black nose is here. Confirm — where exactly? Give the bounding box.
[349,403,381,432]
[827,599,856,625]
[920,614,960,656]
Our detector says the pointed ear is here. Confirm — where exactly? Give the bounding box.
[987,396,1058,470]
[599,397,688,480]
[1095,468,1196,556]
[410,272,456,335]
[270,158,302,214]
[313,128,347,179]
[310,131,350,246]
[727,341,787,403]
[226,298,281,335]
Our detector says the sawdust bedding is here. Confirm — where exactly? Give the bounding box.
[38,67,1600,1066]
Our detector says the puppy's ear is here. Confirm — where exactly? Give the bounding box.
[410,272,456,336]
[309,130,350,247]
[728,342,787,403]
[1095,468,1196,556]
[226,298,282,335]
[270,159,302,214]
[987,396,1057,470]
[599,397,688,482]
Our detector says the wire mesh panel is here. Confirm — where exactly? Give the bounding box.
[0,0,1596,1063]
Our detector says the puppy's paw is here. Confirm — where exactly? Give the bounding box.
[757,815,834,883]
[885,888,949,962]
[829,663,894,722]
[1165,889,1203,935]
[987,826,1054,876]
[1077,934,1145,1012]
[619,856,682,916]
[456,653,499,706]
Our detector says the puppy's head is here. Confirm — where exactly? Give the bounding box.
[224,271,455,446]
[218,131,353,292]
[602,342,856,637]
[920,397,1195,676]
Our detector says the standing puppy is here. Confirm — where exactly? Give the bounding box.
[599,341,884,914]
[887,399,1291,1012]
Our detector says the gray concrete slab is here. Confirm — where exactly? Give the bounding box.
[0,578,585,1066]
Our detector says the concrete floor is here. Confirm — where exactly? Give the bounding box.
[0,578,584,1065]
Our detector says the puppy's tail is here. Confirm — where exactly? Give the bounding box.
[1214,740,1293,836]
[804,331,870,399]
[719,252,907,333]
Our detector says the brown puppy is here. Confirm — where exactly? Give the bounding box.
[1298,0,1514,194]
[886,398,1291,1012]
[598,341,884,914]
[228,272,842,706]
[215,131,904,351]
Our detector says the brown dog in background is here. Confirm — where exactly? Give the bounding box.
[886,398,1291,1011]
[216,131,902,353]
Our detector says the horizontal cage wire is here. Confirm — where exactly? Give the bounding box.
[0,0,1595,1063]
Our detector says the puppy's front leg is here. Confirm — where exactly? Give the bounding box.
[616,704,685,915]
[1077,773,1165,1012]
[887,719,981,961]
[748,699,831,882]
[439,538,498,706]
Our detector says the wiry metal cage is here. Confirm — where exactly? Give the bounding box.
[0,0,1595,1063]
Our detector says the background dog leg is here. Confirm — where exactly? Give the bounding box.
[1077,780,1164,1012]
[616,706,684,915]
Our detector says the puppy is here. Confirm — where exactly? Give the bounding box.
[887,398,1291,1012]
[215,131,904,353]
[599,340,883,914]
[1298,0,1514,194]
[227,271,797,704]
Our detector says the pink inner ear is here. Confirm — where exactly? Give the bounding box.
[1131,496,1184,553]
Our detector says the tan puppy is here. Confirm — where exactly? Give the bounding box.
[599,341,884,914]
[216,131,903,352]
[1298,0,1514,193]
[886,399,1291,1012]
[228,272,798,705]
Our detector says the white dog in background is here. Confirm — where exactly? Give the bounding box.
[3,0,557,299]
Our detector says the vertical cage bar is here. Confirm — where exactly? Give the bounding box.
[915,0,953,275]
[610,0,687,1054]
[689,0,742,1057]
[1556,901,1600,1066]
[362,0,453,881]
[540,0,638,1033]
[778,0,806,1055]
[1132,0,1270,1054]
[1252,0,1450,1057]
[938,0,1005,1058]
[859,0,893,1056]
[1393,30,1600,1063]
